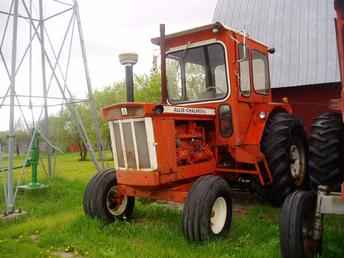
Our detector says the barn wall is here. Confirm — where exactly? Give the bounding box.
[213,0,340,88]
[271,83,341,132]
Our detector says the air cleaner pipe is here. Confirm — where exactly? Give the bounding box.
[119,52,138,102]
[160,24,168,104]
[125,65,134,102]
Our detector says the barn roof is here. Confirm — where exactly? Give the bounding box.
[213,0,340,88]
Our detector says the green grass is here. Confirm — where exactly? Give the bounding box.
[0,153,343,258]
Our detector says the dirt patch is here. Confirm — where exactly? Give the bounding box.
[0,210,27,221]
[231,191,255,216]
[52,251,84,258]
[231,191,256,207]
[164,191,255,205]
[155,201,183,211]
[233,207,249,216]
[140,191,256,216]
[134,217,158,225]
[30,234,39,243]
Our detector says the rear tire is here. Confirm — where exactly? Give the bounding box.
[259,112,308,206]
[182,175,232,241]
[83,169,135,222]
[280,191,321,258]
[308,112,344,190]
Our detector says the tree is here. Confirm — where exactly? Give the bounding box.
[135,71,161,103]
[63,71,161,161]
[0,71,162,162]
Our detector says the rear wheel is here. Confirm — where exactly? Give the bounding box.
[280,191,321,258]
[259,112,307,206]
[182,175,232,241]
[83,169,135,222]
[308,112,344,190]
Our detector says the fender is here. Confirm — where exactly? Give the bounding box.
[243,103,292,145]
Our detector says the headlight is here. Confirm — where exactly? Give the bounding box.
[258,111,267,120]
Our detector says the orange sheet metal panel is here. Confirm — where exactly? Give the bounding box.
[118,184,190,203]
[101,102,156,121]
[230,145,263,164]
[117,160,216,187]
[159,160,216,184]
[153,118,177,174]
[117,170,160,186]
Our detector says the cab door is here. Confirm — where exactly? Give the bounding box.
[235,43,272,145]
[250,49,272,104]
[235,43,254,145]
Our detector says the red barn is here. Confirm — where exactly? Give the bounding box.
[213,0,340,130]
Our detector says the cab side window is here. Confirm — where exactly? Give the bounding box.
[252,51,270,94]
[238,44,250,96]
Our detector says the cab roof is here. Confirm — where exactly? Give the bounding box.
[151,22,268,48]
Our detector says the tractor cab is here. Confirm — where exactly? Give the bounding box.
[87,22,307,241]
[153,23,272,106]
[149,23,285,148]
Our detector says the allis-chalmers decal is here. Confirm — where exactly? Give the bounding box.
[163,106,216,116]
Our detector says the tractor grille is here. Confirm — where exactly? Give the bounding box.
[109,118,157,171]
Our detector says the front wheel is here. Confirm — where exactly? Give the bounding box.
[280,191,321,258]
[182,175,232,241]
[83,169,135,222]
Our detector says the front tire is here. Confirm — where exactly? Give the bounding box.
[259,112,307,206]
[308,112,344,190]
[83,168,114,217]
[280,191,321,258]
[182,175,232,241]
[83,169,135,222]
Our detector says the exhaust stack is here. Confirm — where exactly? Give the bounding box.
[119,52,138,102]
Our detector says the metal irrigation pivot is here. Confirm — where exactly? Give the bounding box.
[17,131,48,191]
[39,0,52,178]
[6,0,20,215]
[0,0,104,216]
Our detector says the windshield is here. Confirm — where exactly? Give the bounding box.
[166,43,229,103]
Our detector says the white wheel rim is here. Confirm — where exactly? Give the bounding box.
[210,197,227,234]
[289,144,305,186]
[290,145,300,177]
[106,186,128,216]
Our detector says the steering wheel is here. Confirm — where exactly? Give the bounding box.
[205,86,225,94]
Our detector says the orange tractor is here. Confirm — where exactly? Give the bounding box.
[84,22,308,241]
[279,0,344,257]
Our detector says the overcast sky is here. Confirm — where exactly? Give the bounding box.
[79,0,217,87]
[0,0,217,131]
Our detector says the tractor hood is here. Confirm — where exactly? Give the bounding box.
[101,102,216,121]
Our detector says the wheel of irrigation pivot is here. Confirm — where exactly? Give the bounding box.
[182,175,232,242]
[280,191,321,258]
[83,168,135,222]
[259,112,308,206]
[308,112,344,190]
